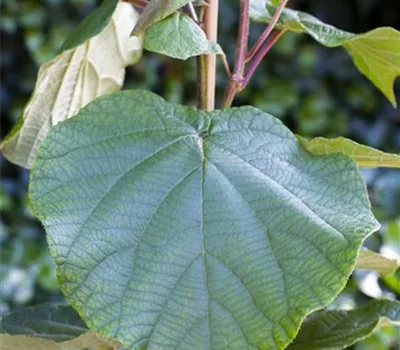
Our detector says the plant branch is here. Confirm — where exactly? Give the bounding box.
[197,0,219,111]
[246,0,289,62]
[220,54,232,76]
[222,0,250,108]
[241,30,286,90]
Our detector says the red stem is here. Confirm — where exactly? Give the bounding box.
[241,30,286,90]
[222,0,250,108]
[246,0,289,62]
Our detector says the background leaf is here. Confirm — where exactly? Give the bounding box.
[356,249,398,276]
[0,3,143,169]
[144,12,222,60]
[287,299,400,350]
[250,2,400,106]
[297,136,400,168]
[0,303,86,342]
[0,304,122,350]
[343,28,400,108]
[30,90,378,350]
[132,0,194,35]
[61,0,118,51]
[0,332,121,350]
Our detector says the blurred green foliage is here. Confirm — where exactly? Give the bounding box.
[0,0,399,348]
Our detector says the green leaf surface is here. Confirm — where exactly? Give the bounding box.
[0,303,86,342]
[297,136,400,168]
[61,0,119,51]
[250,2,400,106]
[287,300,400,350]
[0,3,142,169]
[132,0,194,35]
[30,90,378,350]
[356,249,398,276]
[144,12,222,60]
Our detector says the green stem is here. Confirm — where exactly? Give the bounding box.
[197,0,219,111]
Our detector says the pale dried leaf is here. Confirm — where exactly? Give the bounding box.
[1,3,143,169]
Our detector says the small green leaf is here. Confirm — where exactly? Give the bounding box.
[132,0,194,35]
[356,249,398,276]
[144,12,222,60]
[30,90,378,349]
[297,136,400,168]
[0,303,86,342]
[250,2,400,106]
[0,3,143,169]
[287,300,400,350]
[61,0,119,51]
[250,0,272,22]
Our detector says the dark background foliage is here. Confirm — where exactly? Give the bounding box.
[0,0,399,348]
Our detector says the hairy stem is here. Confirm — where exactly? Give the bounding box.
[242,30,286,90]
[197,0,219,111]
[246,0,289,62]
[222,0,250,109]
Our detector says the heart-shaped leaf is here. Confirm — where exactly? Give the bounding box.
[144,12,222,60]
[30,90,378,349]
[250,1,400,107]
[297,136,400,168]
[287,299,400,350]
[0,2,143,169]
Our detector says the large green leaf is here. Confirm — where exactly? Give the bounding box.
[144,12,222,60]
[0,2,142,169]
[0,303,86,342]
[30,90,378,349]
[61,0,118,51]
[297,136,400,168]
[287,300,400,350]
[250,2,400,106]
[132,0,194,35]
